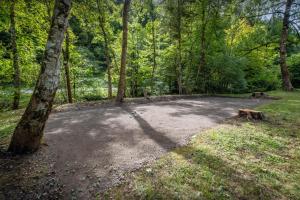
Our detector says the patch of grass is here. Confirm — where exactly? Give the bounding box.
[261,90,300,125]
[0,109,24,147]
[215,93,252,98]
[103,90,300,200]
[0,88,31,111]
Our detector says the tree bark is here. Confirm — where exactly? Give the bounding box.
[10,0,20,110]
[150,0,156,94]
[279,0,294,91]
[63,28,72,103]
[196,1,207,92]
[96,0,112,99]
[116,0,131,102]
[176,0,183,95]
[8,0,71,154]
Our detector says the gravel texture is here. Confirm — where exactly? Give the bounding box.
[0,96,270,199]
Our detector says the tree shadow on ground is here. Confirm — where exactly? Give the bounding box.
[121,105,179,150]
[0,97,272,200]
[119,105,283,200]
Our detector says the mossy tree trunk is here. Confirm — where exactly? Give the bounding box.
[116,0,131,102]
[279,0,294,91]
[8,0,72,154]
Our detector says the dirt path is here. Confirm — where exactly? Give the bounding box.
[0,97,270,199]
[44,97,268,199]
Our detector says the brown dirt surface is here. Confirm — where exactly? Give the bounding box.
[0,96,270,199]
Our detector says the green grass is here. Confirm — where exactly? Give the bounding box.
[214,92,252,98]
[103,90,300,200]
[0,109,23,146]
[0,88,31,111]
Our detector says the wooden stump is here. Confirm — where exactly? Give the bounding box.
[238,109,264,120]
[251,92,266,98]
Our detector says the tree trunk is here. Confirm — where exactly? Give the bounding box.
[96,0,112,99]
[196,1,207,92]
[8,0,71,154]
[279,0,294,91]
[150,0,156,94]
[176,0,183,95]
[116,0,131,102]
[10,0,20,110]
[63,28,72,103]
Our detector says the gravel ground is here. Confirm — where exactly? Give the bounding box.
[0,96,270,199]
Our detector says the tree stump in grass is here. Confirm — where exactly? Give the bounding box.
[238,109,264,120]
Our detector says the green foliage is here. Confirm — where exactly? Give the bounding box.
[0,0,299,105]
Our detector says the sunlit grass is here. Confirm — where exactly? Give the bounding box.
[103,90,300,200]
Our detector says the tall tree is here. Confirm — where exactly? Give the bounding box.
[96,0,112,99]
[63,28,73,103]
[8,0,71,154]
[176,0,183,94]
[196,0,208,91]
[149,0,157,94]
[10,0,20,110]
[279,0,294,91]
[116,0,131,102]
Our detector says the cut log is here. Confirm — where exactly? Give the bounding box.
[238,109,264,120]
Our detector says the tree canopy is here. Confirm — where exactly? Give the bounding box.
[0,0,299,101]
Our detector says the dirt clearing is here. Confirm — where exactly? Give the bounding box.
[0,97,270,199]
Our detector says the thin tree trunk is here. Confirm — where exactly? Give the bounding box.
[150,0,156,94]
[196,1,207,92]
[176,0,183,95]
[63,28,72,103]
[150,23,156,93]
[107,61,112,98]
[116,0,131,102]
[8,0,71,154]
[73,72,76,99]
[279,0,294,91]
[10,0,20,110]
[96,0,112,99]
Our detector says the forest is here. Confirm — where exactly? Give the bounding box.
[0,0,300,199]
[0,0,299,105]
